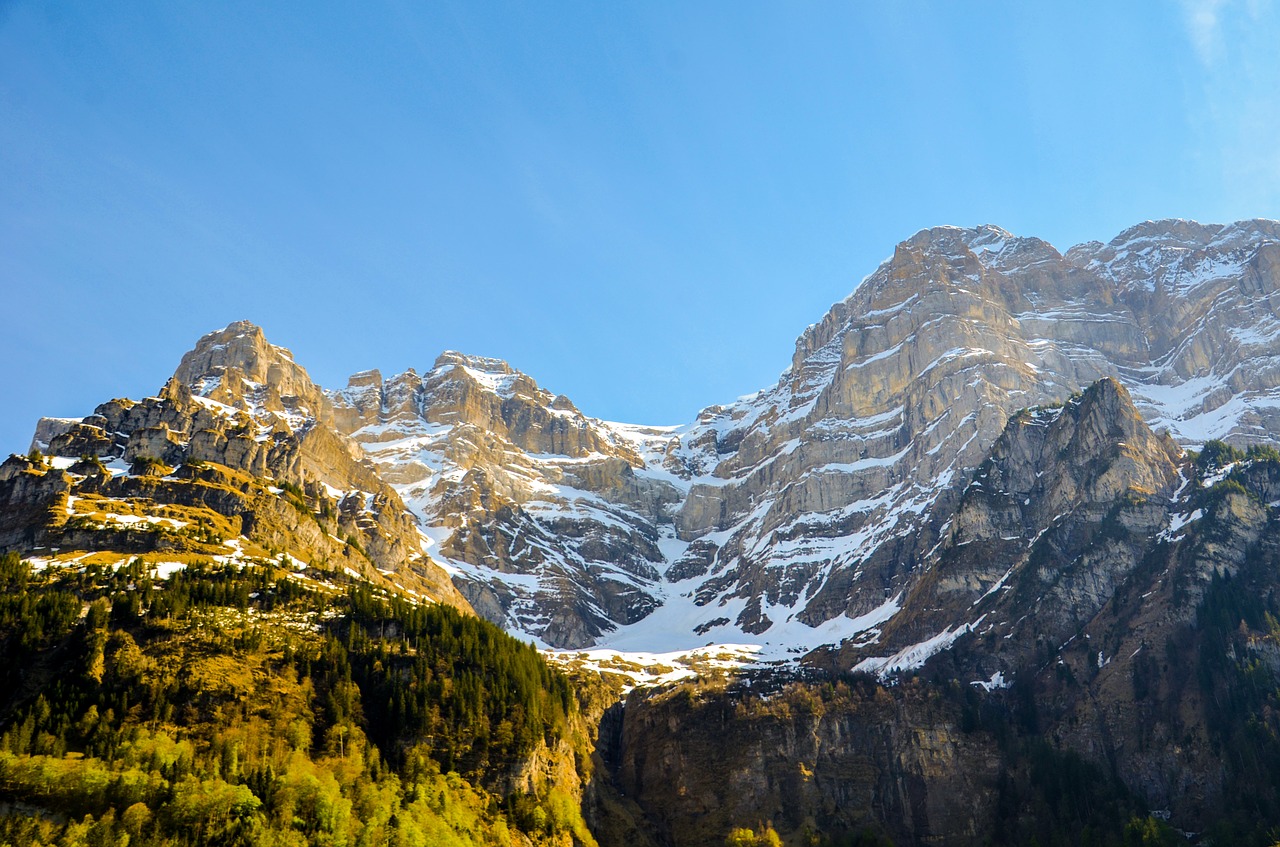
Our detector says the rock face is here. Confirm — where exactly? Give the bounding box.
[327,352,684,648]
[328,218,1280,651]
[841,377,1183,677]
[609,680,1000,847]
[655,220,1280,647]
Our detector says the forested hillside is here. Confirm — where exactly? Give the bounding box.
[0,551,597,847]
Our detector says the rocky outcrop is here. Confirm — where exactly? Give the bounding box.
[5,323,469,609]
[0,455,72,550]
[603,379,1280,842]
[172,320,334,427]
[327,354,684,648]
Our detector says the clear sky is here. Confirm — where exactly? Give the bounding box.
[3,1,1280,452]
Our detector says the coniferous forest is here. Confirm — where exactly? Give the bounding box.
[0,551,597,847]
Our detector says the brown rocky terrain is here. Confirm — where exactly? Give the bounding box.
[608,677,1000,846]
[14,321,466,606]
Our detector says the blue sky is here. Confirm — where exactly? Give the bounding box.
[2,1,1279,452]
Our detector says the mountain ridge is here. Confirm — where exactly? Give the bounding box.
[19,218,1280,658]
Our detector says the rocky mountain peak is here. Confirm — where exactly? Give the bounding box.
[434,349,516,375]
[1106,218,1224,250]
[346,368,383,389]
[9,319,472,606]
[901,223,1011,255]
[965,377,1182,532]
[172,321,331,427]
[659,218,1280,647]
[324,347,684,647]
[426,351,557,413]
[175,321,288,388]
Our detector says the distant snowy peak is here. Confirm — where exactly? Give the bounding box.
[330,350,648,466]
[1064,218,1280,300]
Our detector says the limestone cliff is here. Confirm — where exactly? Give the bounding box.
[609,678,998,846]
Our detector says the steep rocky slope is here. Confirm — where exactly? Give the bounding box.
[14,322,465,607]
[841,378,1183,678]
[305,218,1280,652]
[658,220,1280,647]
[326,354,684,648]
[609,677,1000,846]
[601,378,1280,845]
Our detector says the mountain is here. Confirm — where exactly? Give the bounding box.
[844,376,1183,679]
[17,220,1280,657]
[653,219,1280,647]
[11,218,1280,843]
[326,354,684,648]
[601,378,1280,845]
[249,217,1280,655]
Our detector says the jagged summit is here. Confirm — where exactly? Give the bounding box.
[434,349,518,374]
[175,320,293,384]
[172,321,331,428]
[326,348,682,647]
[1102,218,1226,249]
[627,217,1280,646]
[900,222,1020,255]
[297,216,1280,650]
